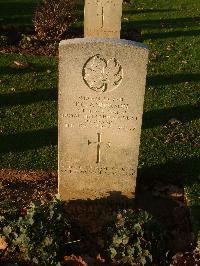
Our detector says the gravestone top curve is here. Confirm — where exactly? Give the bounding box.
[60,38,148,50]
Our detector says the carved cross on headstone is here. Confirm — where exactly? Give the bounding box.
[88,133,111,163]
[101,4,104,28]
[84,0,123,38]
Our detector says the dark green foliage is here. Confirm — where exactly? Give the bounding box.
[0,198,71,265]
[0,35,9,46]
[105,209,166,265]
[143,215,167,261]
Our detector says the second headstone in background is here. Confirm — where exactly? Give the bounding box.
[84,0,123,38]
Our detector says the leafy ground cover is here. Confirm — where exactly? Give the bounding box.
[2,199,167,265]
[0,169,198,265]
[0,0,200,263]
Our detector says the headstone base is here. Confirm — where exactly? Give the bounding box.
[64,195,136,233]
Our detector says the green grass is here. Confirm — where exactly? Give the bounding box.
[0,53,58,170]
[123,0,200,245]
[0,0,40,29]
[0,0,199,244]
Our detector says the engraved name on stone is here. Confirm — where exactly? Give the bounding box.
[61,166,135,176]
[62,96,137,131]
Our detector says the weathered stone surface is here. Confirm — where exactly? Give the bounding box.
[58,38,148,201]
[84,0,123,38]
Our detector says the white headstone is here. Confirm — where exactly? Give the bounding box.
[84,0,123,38]
[58,38,149,201]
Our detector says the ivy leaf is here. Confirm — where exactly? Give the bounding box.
[3,225,12,236]
[109,247,117,259]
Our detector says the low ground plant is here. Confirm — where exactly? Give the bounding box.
[105,209,166,265]
[0,35,9,46]
[0,198,71,265]
[0,199,167,265]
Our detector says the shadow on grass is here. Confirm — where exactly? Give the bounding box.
[143,104,200,129]
[143,29,200,40]
[138,156,200,185]
[0,127,57,153]
[122,17,200,30]
[0,88,57,108]
[0,0,38,28]
[123,8,178,15]
[0,64,52,75]
[137,156,199,249]
[75,2,84,20]
[147,73,200,86]
[136,158,197,250]
[189,206,200,242]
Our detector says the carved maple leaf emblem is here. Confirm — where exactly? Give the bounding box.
[83,54,123,93]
